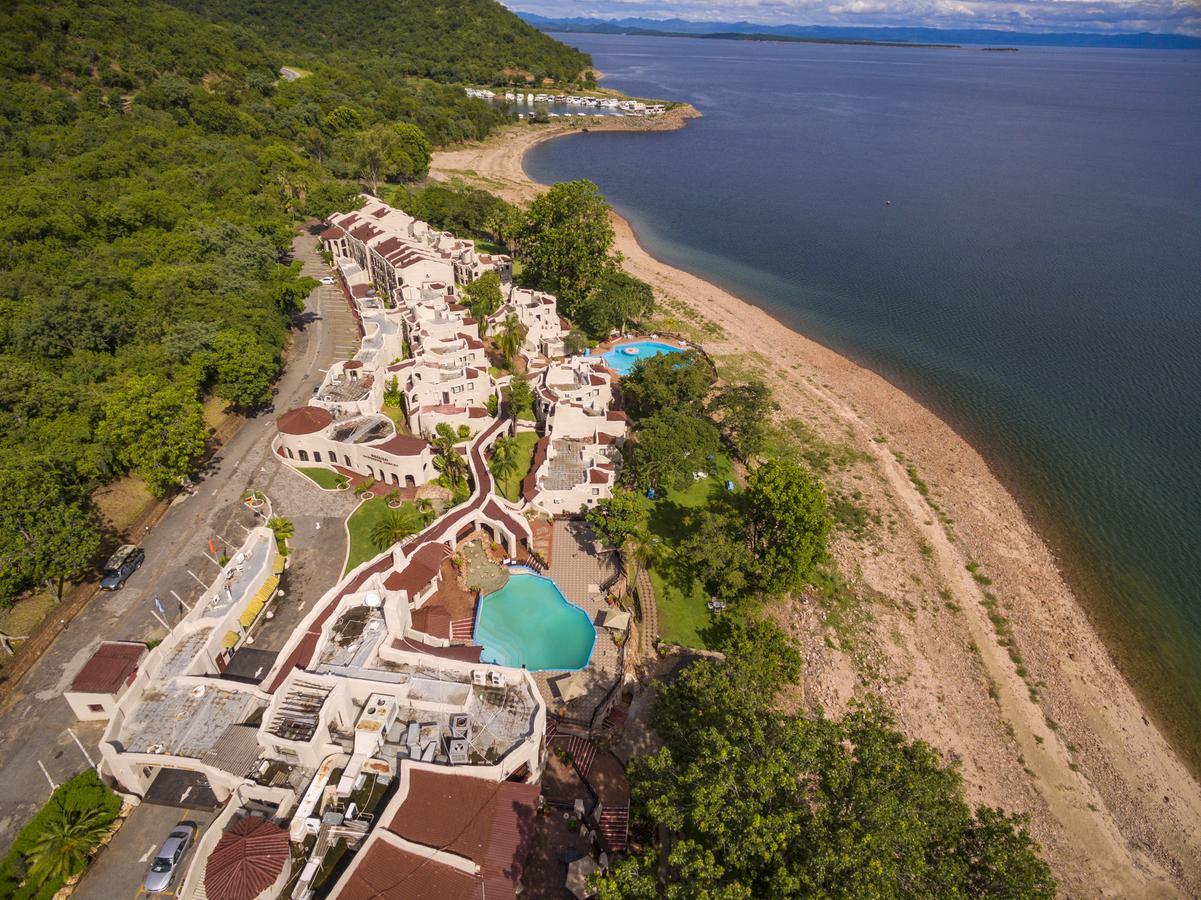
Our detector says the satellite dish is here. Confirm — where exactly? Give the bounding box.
[191,685,207,698]
[364,592,382,608]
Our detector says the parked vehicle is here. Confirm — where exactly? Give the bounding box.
[99,545,145,591]
[143,824,196,893]
[320,275,335,285]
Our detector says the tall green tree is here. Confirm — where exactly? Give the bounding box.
[430,423,468,491]
[576,270,655,337]
[708,378,778,462]
[596,622,1055,900]
[742,458,829,595]
[621,350,713,421]
[489,434,521,497]
[462,271,503,329]
[627,408,722,493]
[496,313,527,367]
[519,180,617,312]
[98,376,208,496]
[353,122,432,193]
[209,330,277,409]
[0,462,102,603]
[507,371,533,420]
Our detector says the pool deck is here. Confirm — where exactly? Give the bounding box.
[534,520,625,722]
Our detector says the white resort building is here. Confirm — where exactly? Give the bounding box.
[73,198,647,899]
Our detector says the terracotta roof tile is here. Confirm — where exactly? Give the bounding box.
[71,642,144,694]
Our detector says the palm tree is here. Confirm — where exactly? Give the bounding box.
[431,423,468,491]
[369,506,424,551]
[24,802,112,886]
[416,497,436,525]
[490,435,521,498]
[496,313,527,366]
[267,516,294,554]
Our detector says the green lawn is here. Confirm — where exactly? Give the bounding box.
[380,404,409,432]
[494,431,540,502]
[298,467,342,489]
[640,452,737,650]
[344,496,421,574]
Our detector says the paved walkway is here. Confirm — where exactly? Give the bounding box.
[634,566,658,657]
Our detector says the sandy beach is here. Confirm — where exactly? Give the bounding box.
[431,113,1201,895]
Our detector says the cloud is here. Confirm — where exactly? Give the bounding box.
[509,0,1201,35]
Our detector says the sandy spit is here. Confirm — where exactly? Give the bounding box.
[431,111,1201,896]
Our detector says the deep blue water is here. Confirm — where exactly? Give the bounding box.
[525,35,1201,750]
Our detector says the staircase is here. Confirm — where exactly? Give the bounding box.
[564,735,595,776]
[597,804,629,853]
[450,617,475,641]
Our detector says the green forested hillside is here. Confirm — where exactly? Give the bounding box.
[0,0,582,603]
[167,0,593,84]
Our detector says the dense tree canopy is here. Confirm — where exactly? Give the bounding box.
[575,270,656,338]
[168,0,592,85]
[520,180,618,313]
[596,620,1056,899]
[0,0,589,602]
[620,350,714,420]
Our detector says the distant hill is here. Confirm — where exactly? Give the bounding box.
[165,0,593,83]
[518,12,1201,50]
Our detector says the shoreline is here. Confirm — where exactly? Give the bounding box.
[430,116,1201,894]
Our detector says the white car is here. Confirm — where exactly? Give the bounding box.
[319,275,335,285]
[143,824,196,893]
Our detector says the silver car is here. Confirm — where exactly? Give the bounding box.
[143,824,195,893]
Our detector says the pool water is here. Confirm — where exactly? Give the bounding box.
[473,573,596,671]
[599,340,685,376]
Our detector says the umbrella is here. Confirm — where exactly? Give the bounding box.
[566,855,600,899]
[551,672,590,703]
[204,816,290,900]
[597,609,631,631]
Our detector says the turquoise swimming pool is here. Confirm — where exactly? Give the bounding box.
[473,573,596,671]
[599,340,686,376]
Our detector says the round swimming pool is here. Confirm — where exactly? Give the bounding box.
[473,573,596,671]
[599,340,686,377]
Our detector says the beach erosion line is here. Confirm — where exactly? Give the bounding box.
[428,116,1201,894]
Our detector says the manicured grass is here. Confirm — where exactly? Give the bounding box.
[640,451,737,650]
[380,404,409,431]
[298,467,343,490]
[495,431,540,502]
[344,496,421,574]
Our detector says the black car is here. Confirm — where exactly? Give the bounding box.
[100,545,145,591]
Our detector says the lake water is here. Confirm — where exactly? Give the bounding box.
[525,34,1201,756]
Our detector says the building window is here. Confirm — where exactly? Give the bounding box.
[285,448,293,459]
[87,704,104,713]
[298,450,309,462]
[313,451,322,463]
[592,488,601,495]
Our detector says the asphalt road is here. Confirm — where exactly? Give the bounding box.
[74,805,214,899]
[0,229,358,861]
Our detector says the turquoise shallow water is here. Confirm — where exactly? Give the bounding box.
[474,573,596,670]
[526,35,1201,764]
[600,339,685,376]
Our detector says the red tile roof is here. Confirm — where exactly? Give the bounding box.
[339,838,481,900]
[319,226,345,241]
[383,543,449,596]
[203,817,289,900]
[71,642,144,694]
[372,433,428,456]
[276,406,332,435]
[387,771,540,900]
[408,605,451,639]
[390,638,482,663]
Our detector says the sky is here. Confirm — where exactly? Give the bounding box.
[508,0,1201,35]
